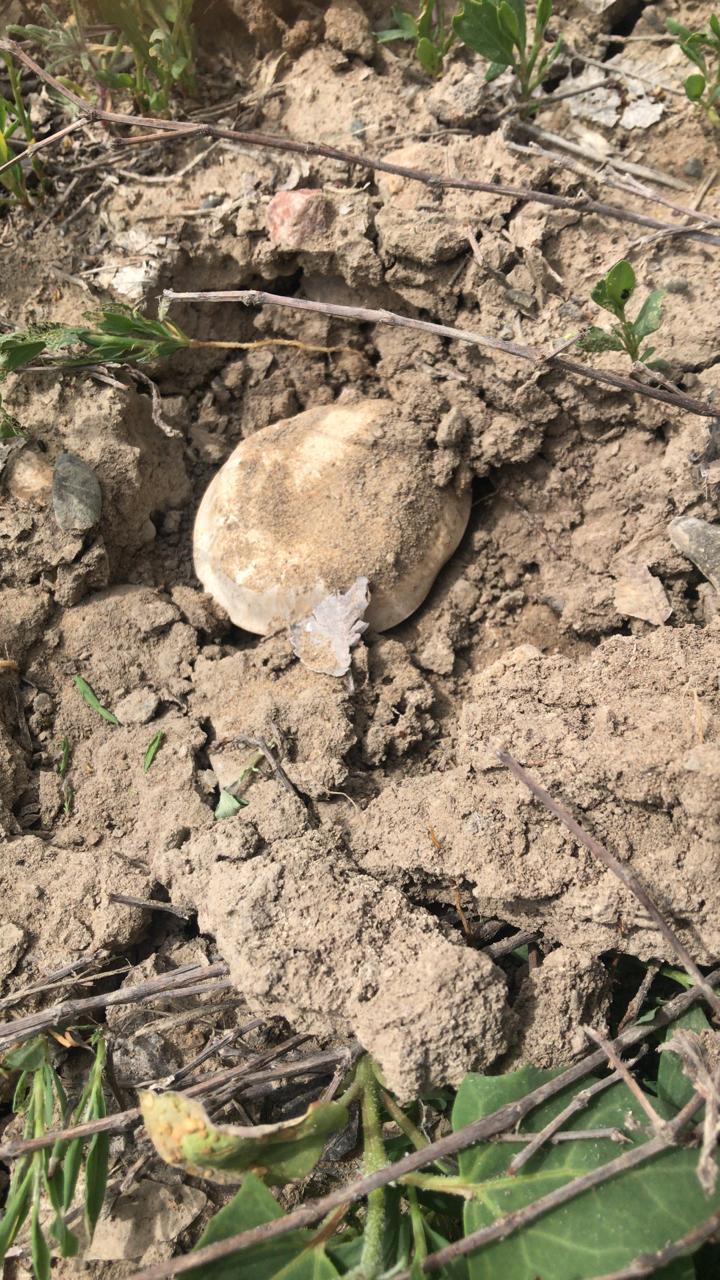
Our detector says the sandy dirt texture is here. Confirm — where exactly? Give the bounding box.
[2,0,720,1113]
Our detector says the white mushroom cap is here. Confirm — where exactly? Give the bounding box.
[193,398,471,634]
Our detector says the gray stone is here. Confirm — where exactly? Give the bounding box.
[115,688,161,725]
[52,451,102,531]
[668,516,720,592]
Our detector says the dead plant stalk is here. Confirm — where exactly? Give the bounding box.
[2,38,720,247]
[163,287,719,419]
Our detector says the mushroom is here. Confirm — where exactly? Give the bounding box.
[193,398,471,634]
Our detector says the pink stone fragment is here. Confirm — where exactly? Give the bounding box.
[266,188,329,250]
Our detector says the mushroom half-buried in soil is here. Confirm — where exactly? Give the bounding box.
[193,398,471,634]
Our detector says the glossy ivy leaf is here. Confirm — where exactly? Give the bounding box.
[187,1173,339,1280]
[591,259,636,318]
[140,1090,348,1185]
[657,1006,712,1112]
[685,72,707,101]
[576,326,625,354]
[453,1066,720,1280]
[632,288,666,340]
[454,1,517,67]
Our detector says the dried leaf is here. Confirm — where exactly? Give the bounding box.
[659,1029,720,1195]
[139,1090,348,1184]
[289,577,370,677]
[613,564,672,625]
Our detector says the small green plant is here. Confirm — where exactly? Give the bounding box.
[379,0,562,110]
[73,675,120,726]
[0,1031,109,1277]
[667,13,720,127]
[10,0,196,115]
[378,2,458,76]
[0,51,42,207]
[577,259,666,368]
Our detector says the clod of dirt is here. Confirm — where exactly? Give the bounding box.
[669,516,720,593]
[323,0,375,61]
[505,949,611,1068]
[193,399,471,634]
[52,451,102,531]
[2,447,53,506]
[351,626,720,964]
[161,814,510,1098]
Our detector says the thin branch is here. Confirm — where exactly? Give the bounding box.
[586,1208,720,1279]
[108,893,192,920]
[162,288,720,419]
[2,38,720,247]
[0,116,86,181]
[0,961,231,1048]
[508,1067,630,1174]
[497,750,720,1019]
[485,928,538,959]
[583,1027,668,1136]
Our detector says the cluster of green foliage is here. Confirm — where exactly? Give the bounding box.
[379,0,561,109]
[577,259,666,368]
[10,0,196,115]
[0,51,43,207]
[0,1032,109,1277]
[668,13,720,127]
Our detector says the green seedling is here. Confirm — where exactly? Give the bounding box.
[667,13,720,127]
[577,259,666,367]
[0,1031,109,1278]
[379,0,562,109]
[213,747,265,821]
[0,51,41,207]
[11,0,197,116]
[73,675,119,726]
[143,729,165,772]
[378,2,458,76]
[454,0,561,109]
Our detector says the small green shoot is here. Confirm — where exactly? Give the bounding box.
[0,1031,109,1278]
[380,0,563,106]
[213,748,265,821]
[454,0,561,111]
[667,13,720,126]
[57,736,71,778]
[0,51,40,207]
[378,2,458,76]
[73,676,119,726]
[577,259,666,367]
[10,0,197,116]
[143,729,165,773]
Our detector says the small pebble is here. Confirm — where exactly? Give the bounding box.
[52,452,102,531]
[683,157,704,179]
[668,516,720,592]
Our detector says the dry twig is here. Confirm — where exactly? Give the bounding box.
[585,1207,720,1278]
[2,38,720,247]
[163,287,719,419]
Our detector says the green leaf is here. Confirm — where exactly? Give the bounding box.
[0,334,47,376]
[535,0,552,35]
[57,736,71,778]
[85,1131,110,1240]
[214,788,248,820]
[4,1038,47,1073]
[62,1136,84,1210]
[30,1199,51,1280]
[140,1090,349,1185]
[453,1068,720,1280]
[73,676,119,726]
[680,38,707,73]
[576,326,625,353]
[484,59,506,81]
[143,730,166,772]
[416,36,444,74]
[498,2,521,44]
[685,72,707,100]
[186,1173,327,1280]
[711,14,720,39]
[666,18,692,39]
[657,1006,711,1112]
[632,287,666,340]
[454,1,516,66]
[592,259,636,318]
[0,1162,34,1259]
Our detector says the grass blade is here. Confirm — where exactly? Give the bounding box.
[143,729,166,772]
[30,1195,51,1280]
[73,676,119,726]
[85,1131,110,1240]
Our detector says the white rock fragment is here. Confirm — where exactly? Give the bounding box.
[193,399,471,635]
[290,576,369,676]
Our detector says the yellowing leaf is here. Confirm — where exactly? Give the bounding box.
[140,1090,348,1185]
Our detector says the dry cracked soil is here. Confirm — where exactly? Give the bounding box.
[2,0,720,1226]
